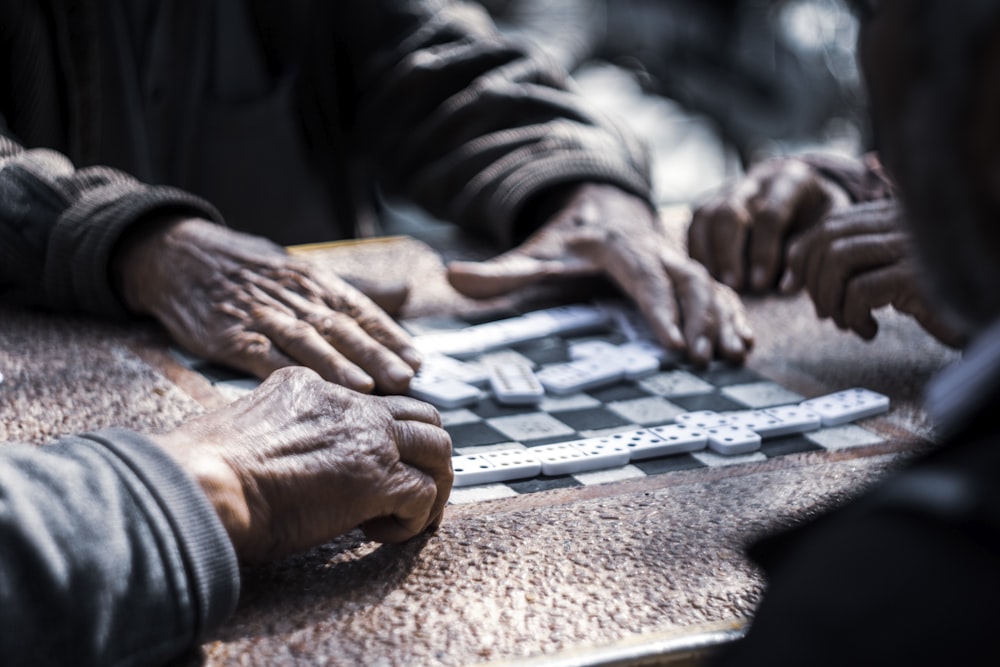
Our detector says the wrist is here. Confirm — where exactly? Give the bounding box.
[111,216,205,315]
[151,430,255,559]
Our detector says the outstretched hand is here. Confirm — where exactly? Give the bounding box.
[689,157,852,292]
[446,184,753,365]
[152,367,454,562]
[114,218,421,394]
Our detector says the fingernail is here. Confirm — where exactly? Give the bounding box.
[345,367,375,392]
[666,325,685,348]
[387,362,415,386]
[778,270,795,293]
[694,336,712,362]
[400,347,423,369]
[750,266,767,291]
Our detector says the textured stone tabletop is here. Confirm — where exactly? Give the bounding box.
[0,222,959,666]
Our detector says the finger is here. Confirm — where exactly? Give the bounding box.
[894,293,970,348]
[687,206,718,277]
[393,419,453,530]
[714,288,756,362]
[812,232,910,329]
[381,395,444,426]
[204,323,301,381]
[340,275,410,317]
[250,307,376,392]
[321,287,422,370]
[601,247,685,349]
[361,468,439,543]
[312,313,417,394]
[841,264,914,339]
[779,224,819,295]
[394,419,453,472]
[249,274,419,391]
[675,272,717,366]
[446,254,565,299]
[709,205,753,291]
[746,173,813,292]
[688,202,750,290]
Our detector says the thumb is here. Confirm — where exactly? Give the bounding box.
[446,253,564,299]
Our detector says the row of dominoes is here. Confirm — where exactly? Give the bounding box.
[409,336,670,409]
[451,388,890,487]
[411,304,610,359]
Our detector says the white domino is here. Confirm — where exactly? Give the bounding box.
[617,347,661,380]
[411,330,486,359]
[718,409,784,437]
[483,449,542,481]
[568,340,618,360]
[705,425,762,455]
[618,339,673,363]
[800,388,890,426]
[536,357,625,395]
[721,407,821,439]
[408,374,482,409]
[618,424,707,458]
[471,318,548,348]
[485,360,545,405]
[451,454,499,486]
[532,437,631,475]
[674,410,731,429]
[524,304,610,336]
[419,353,490,387]
[452,449,544,487]
[568,340,663,379]
[760,404,823,436]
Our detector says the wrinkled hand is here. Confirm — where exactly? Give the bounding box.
[114,218,420,394]
[782,200,969,348]
[689,157,852,292]
[446,183,753,364]
[152,367,453,562]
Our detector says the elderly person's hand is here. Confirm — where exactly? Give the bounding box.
[689,157,852,292]
[781,200,969,348]
[446,183,753,365]
[113,218,421,394]
[151,366,453,562]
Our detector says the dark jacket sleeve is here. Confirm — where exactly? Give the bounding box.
[0,134,223,319]
[0,428,240,667]
[331,0,653,248]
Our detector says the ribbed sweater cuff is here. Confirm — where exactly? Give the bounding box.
[83,428,241,639]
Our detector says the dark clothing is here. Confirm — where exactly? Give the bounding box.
[0,3,651,664]
[0,0,652,246]
[714,322,1000,666]
[0,428,239,667]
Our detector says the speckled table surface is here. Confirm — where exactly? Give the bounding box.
[0,220,960,666]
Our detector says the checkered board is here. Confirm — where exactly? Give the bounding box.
[173,304,888,506]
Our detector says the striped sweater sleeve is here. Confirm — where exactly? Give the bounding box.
[0,135,223,319]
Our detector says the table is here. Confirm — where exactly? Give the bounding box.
[0,213,959,666]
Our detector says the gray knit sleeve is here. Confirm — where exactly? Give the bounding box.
[0,428,240,667]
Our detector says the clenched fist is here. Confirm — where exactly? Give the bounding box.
[152,367,453,562]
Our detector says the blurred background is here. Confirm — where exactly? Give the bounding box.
[480,0,866,207]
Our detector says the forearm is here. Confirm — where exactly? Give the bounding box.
[0,134,223,319]
[337,0,653,248]
[0,429,239,667]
